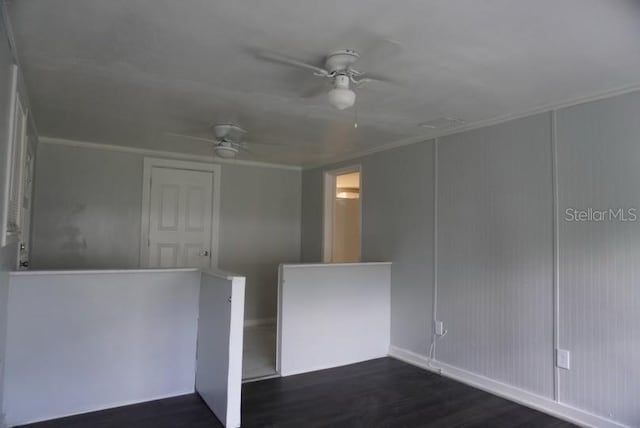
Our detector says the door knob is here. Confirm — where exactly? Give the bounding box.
[200,250,209,256]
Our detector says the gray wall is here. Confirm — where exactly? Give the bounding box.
[302,141,435,355]
[0,12,18,424]
[557,92,640,425]
[301,91,640,426]
[31,144,142,269]
[31,143,301,320]
[437,114,554,398]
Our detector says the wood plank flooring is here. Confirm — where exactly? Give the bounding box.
[20,358,575,428]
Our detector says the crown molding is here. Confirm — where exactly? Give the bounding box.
[36,82,640,172]
[38,137,302,171]
[302,83,640,170]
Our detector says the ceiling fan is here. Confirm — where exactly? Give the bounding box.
[252,44,399,110]
[169,124,290,159]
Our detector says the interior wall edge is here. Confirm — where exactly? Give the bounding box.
[431,138,438,359]
[388,346,629,428]
[550,109,560,402]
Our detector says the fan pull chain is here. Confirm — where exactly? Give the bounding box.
[354,104,359,128]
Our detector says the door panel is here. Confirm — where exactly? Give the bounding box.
[157,243,179,267]
[185,186,205,231]
[159,184,180,230]
[148,167,214,268]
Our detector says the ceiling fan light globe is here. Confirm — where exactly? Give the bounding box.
[214,145,239,158]
[327,87,356,110]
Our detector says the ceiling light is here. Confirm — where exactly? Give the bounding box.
[328,87,356,110]
[213,145,239,158]
[328,74,356,110]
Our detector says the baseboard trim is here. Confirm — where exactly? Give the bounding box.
[244,317,276,327]
[242,372,280,384]
[388,346,628,428]
[6,389,195,427]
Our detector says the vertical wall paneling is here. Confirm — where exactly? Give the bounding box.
[556,91,640,426]
[303,90,640,427]
[436,114,554,398]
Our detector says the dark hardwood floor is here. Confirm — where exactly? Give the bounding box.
[20,358,575,428]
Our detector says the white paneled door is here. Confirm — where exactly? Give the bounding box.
[146,166,215,268]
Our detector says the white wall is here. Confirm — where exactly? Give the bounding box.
[302,141,434,356]
[196,271,245,428]
[0,249,13,428]
[278,263,391,376]
[301,90,640,427]
[3,270,201,426]
[30,142,301,320]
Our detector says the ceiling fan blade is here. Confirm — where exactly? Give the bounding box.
[237,145,258,157]
[166,132,217,144]
[242,140,289,147]
[354,71,399,88]
[252,49,330,76]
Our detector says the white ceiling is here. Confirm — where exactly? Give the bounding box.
[9,0,640,167]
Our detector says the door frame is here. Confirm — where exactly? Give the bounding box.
[322,164,362,263]
[17,140,35,269]
[140,157,221,269]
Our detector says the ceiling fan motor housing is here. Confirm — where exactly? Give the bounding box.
[325,49,360,73]
[213,124,246,142]
[328,74,356,110]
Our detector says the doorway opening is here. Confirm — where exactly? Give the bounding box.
[323,166,361,263]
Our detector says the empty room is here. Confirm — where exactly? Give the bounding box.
[0,1,638,427]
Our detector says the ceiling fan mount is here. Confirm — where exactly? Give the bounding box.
[324,49,360,75]
[213,124,246,143]
[167,123,309,160]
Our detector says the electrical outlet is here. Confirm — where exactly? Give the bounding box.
[435,320,445,336]
[556,349,571,370]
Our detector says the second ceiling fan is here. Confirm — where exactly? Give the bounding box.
[170,124,260,158]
